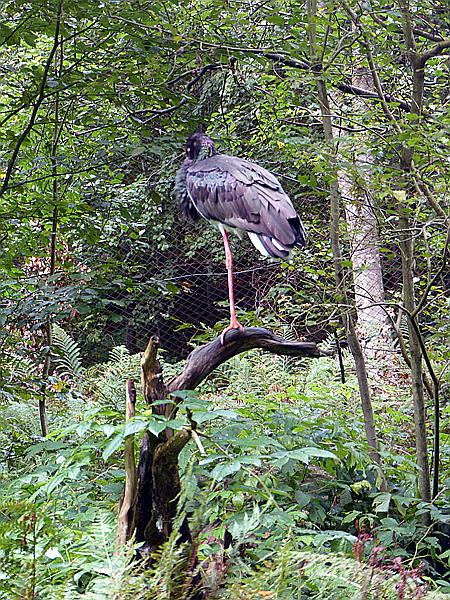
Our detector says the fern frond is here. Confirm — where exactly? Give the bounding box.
[52,324,84,378]
[8,355,39,380]
[109,345,131,363]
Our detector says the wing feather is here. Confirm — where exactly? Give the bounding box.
[186,154,306,256]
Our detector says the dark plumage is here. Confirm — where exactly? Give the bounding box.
[175,132,307,342]
[175,133,306,258]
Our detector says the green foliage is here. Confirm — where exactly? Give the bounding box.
[1,0,450,597]
[218,548,450,599]
[1,343,450,597]
[52,323,84,379]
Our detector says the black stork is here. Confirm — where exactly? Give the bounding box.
[175,132,307,342]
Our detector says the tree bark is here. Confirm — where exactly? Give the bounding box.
[336,66,392,359]
[118,328,326,553]
[307,0,386,485]
[168,327,325,393]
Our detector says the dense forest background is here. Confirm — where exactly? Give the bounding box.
[1,0,449,598]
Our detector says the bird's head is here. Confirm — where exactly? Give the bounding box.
[185,133,216,162]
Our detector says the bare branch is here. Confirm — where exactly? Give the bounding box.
[337,83,410,112]
[369,10,444,43]
[167,327,327,393]
[264,52,412,112]
[134,64,222,122]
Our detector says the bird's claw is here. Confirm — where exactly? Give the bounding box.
[220,321,244,345]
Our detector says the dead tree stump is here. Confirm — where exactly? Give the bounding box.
[116,327,328,552]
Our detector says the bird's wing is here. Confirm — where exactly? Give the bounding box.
[186,155,305,247]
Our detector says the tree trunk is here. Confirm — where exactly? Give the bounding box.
[398,213,431,505]
[307,0,386,485]
[397,2,433,508]
[337,66,392,359]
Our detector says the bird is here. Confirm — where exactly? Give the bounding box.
[175,132,307,343]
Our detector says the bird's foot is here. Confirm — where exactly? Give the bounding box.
[220,320,244,345]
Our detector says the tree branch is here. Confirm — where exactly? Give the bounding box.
[129,64,222,124]
[167,327,327,393]
[116,379,137,546]
[337,83,410,112]
[0,0,63,196]
[422,38,450,63]
[260,52,411,111]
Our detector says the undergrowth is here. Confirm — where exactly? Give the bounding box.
[1,335,450,598]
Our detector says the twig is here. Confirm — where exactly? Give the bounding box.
[0,0,63,196]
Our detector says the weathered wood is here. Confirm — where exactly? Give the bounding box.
[145,429,192,548]
[168,326,327,393]
[141,335,167,414]
[120,327,326,555]
[116,379,137,546]
[134,336,170,544]
[133,431,160,544]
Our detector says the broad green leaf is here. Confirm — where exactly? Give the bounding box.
[373,492,391,513]
[211,461,242,481]
[342,510,361,525]
[103,435,123,461]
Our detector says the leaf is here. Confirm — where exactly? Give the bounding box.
[271,446,337,467]
[373,492,391,513]
[211,461,242,481]
[392,190,407,202]
[124,418,167,437]
[102,424,116,438]
[103,435,123,460]
[199,454,225,466]
[45,473,66,495]
[163,419,185,430]
[267,14,284,25]
[342,510,361,525]
[165,282,179,294]
[124,419,149,436]
[52,324,83,378]
[191,409,238,424]
[239,456,261,466]
[300,447,338,460]
[295,490,312,509]
[147,421,169,436]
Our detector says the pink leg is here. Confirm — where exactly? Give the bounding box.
[220,228,244,344]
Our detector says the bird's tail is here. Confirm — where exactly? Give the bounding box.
[248,231,306,259]
[289,216,307,248]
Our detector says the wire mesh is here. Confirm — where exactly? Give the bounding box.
[1,183,448,369]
